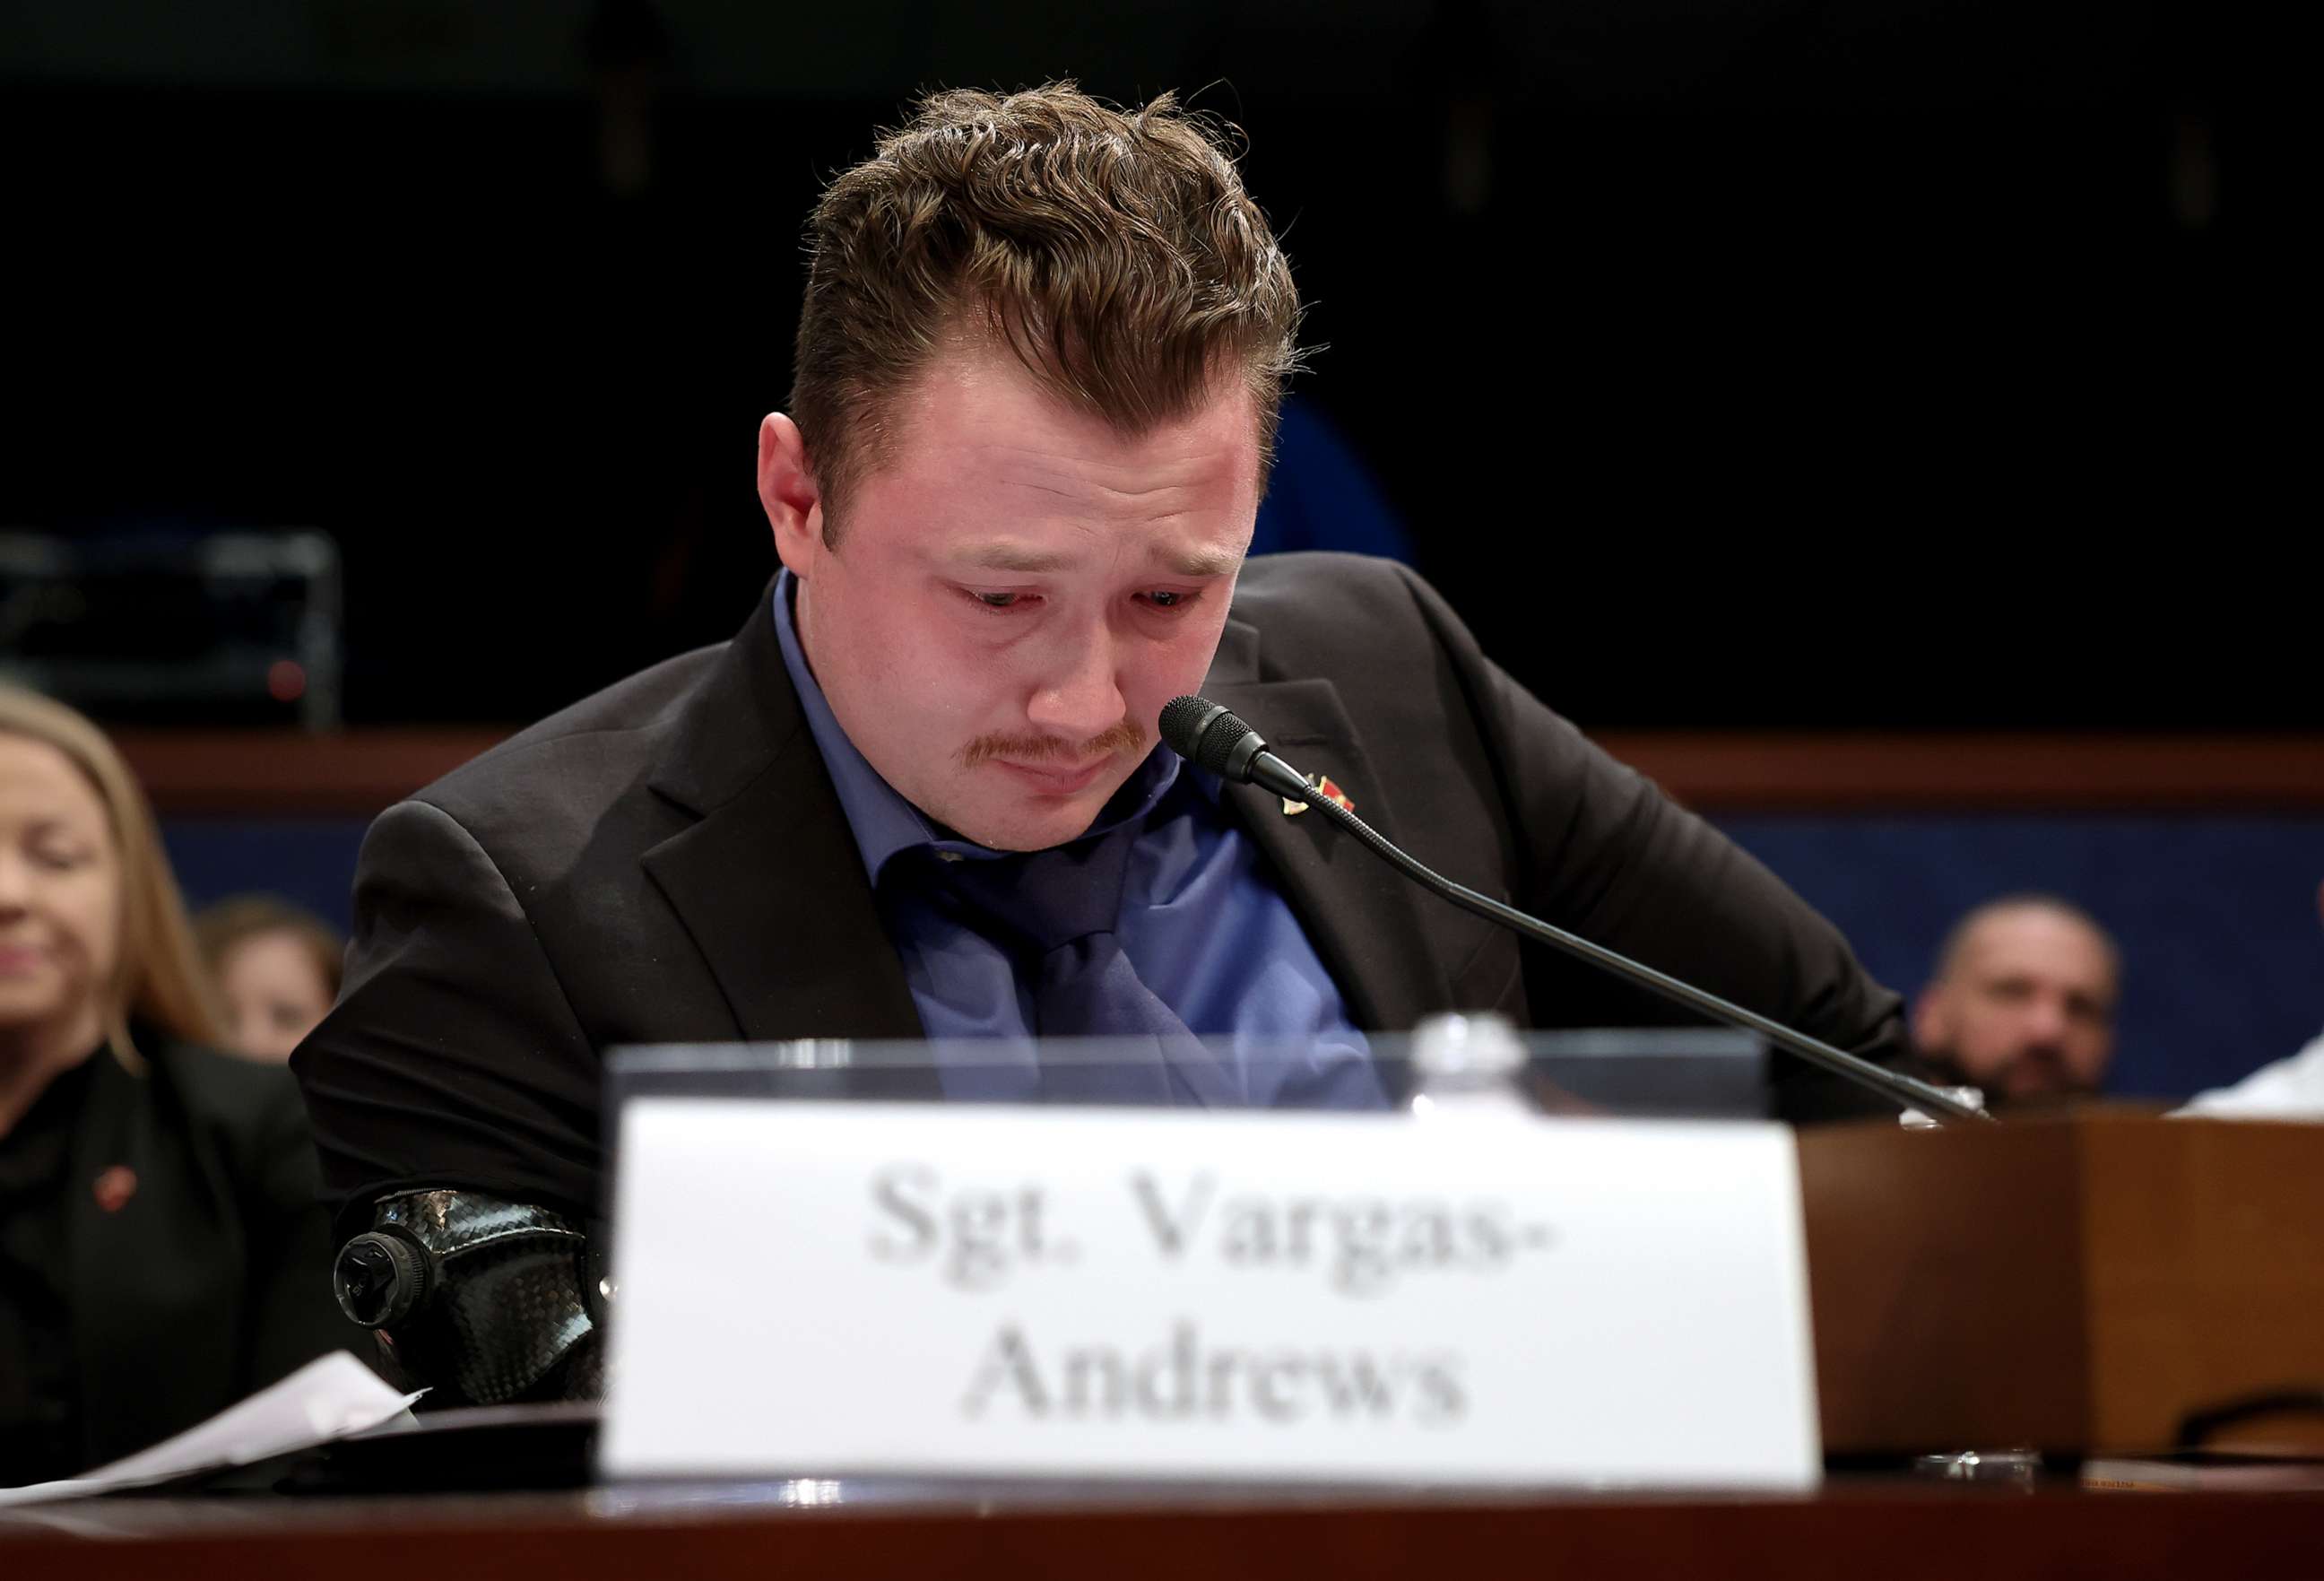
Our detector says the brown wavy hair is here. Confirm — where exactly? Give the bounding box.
[791,82,1308,532]
[0,685,225,1062]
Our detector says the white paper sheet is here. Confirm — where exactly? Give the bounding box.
[0,1351,422,1507]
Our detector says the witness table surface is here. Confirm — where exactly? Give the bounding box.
[4,1479,2321,1580]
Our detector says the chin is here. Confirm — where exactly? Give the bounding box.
[0,1004,71,1041]
[934,760,1140,853]
[950,792,1112,853]
[970,810,1099,854]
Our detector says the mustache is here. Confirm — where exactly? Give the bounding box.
[958,717,1146,769]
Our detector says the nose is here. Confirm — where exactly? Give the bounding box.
[1023,621,1127,745]
[0,852,28,920]
[2019,994,2071,1049]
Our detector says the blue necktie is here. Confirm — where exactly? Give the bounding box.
[927,830,1244,1106]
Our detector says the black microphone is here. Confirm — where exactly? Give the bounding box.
[1160,694,1990,1125]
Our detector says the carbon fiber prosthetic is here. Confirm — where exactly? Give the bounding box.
[341,1189,604,1406]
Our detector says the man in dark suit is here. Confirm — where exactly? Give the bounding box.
[293,83,1911,1404]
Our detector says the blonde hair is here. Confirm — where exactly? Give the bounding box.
[0,684,225,1061]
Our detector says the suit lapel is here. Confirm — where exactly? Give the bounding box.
[641,590,924,1047]
[68,1049,232,1467]
[1201,621,1456,1032]
[65,1052,136,1468]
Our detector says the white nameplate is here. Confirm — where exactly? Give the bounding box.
[599,1103,1819,1489]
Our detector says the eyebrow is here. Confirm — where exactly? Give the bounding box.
[1165,545,1242,578]
[951,543,1076,574]
[947,542,1241,578]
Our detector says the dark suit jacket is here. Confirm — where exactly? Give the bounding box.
[64,1038,360,1472]
[294,554,1910,1234]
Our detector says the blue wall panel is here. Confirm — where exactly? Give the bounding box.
[163,818,367,937]
[158,812,2324,1102]
[1715,815,2324,1100]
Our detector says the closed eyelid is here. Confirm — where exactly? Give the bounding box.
[958,586,1037,612]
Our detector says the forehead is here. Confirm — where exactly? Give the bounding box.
[1959,908,2116,986]
[864,338,1262,515]
[0,733,109,829]
[224,929,324,979]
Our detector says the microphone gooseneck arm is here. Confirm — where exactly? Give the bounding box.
[1159,695,1990,1125]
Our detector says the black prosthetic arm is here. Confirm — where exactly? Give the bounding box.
[333,1190,605,1405]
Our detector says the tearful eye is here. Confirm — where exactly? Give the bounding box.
[975,592,1019,609]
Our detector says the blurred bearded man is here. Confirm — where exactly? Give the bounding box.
[1912,896,2120,1108]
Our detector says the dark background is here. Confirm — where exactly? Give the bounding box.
[5,0,2298,730]
[5,1,2315,1099]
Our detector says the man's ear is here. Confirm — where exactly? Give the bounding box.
[758,413,826,577]
[1909,985,1947,1055]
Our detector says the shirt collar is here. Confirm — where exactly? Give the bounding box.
[770,569,1191,884]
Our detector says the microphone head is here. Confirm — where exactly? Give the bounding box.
[1159,695,1257,777]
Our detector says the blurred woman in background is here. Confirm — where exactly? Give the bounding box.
[0,685,352,1485]
[195,896,343,1064]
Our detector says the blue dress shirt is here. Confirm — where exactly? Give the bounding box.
[771,573,1376,1108]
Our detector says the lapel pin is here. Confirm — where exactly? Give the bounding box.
[93,1165,138,1213]
[1282,772,1356,818]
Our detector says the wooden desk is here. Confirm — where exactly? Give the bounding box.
[1801,1112,2324,1455]
[114,728,2324,816]
[4,1481,2322,1581]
